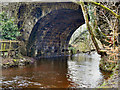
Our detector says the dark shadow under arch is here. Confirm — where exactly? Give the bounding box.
[27,8,85,58]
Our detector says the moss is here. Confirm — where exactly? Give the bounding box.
[13,59,17,62]
[98,81,110,88]
[98,56,119,88]
[2,56,34,68]
[68,47,77,54]
[6,62,9,65]
[109,73,114,78]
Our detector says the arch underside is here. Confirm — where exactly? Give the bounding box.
[27,8,85,58]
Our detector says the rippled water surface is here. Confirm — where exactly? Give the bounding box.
[1,52,111,88]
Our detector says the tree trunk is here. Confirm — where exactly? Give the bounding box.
[80,1,101,55]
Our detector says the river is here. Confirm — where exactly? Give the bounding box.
[1,52,111,88]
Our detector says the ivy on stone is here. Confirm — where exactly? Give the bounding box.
[0,12,21,40]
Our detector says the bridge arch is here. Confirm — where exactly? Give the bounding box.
[27,8,85,58]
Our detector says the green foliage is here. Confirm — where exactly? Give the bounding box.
[0,12,21,40]
[68,47,77,54]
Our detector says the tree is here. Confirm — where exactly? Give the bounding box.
[0,12,21,40]
[73,0,120,56]
[74,1,101,54]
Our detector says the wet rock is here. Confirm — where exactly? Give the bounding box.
[1,56,35,69]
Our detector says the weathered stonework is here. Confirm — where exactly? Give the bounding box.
[27,8,85,58]
[1,2,85,57]
[2,2,79,41]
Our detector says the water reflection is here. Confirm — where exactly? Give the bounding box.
[2,52,109,88]
[2,57,72,88]
[67,52,103,88]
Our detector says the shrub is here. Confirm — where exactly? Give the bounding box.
[0,12,21,40]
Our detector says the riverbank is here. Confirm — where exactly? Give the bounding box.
[99,56,118,72]
[98,54,119,88]
[98,64,119,88]
[1,56,35,68]
[1,52,119,88]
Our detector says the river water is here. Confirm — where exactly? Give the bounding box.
[1,52,111,88]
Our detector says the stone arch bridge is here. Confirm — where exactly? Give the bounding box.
[1,2,85,58]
